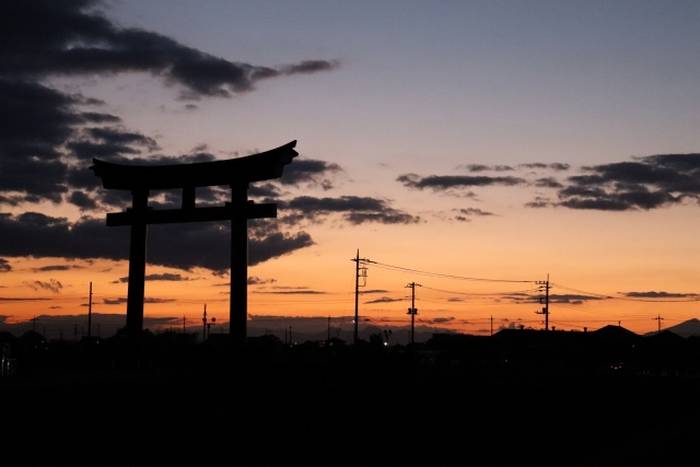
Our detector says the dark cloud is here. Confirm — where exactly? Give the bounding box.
[103,297,175,305]
[421,317,455,324]
[103,297,127,305]
[555,154,700,211]
[248,183,283,198]
[0,258,10,272]
[0,212,314,273]
[397,173,525,192]
[535,177,563,189]
[79,112,121,124]
[623,291,699,299]
[68,190,99,210]
[112,273,193,284]
[358,289,390,295]
[525,196,554,208]
[24,279,63,294]
[460,164,514,172]
[283,195,420,225]
[2,1,337,98]
[279,159,343,189]
[33,264,83,272]
[365,296,403,304]
[0,1,337,206]
[501,292,604,305]
[253,290,326,295]
[247,276,276,285]
[0,296,52,302]
[520,163,570,171]
[452,207,495,222]
[86,127,159,151]
[281,60,340,75]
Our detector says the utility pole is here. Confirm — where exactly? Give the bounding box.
[536,274,551,331]
[406,282,421,345]
[202,304,207,341]
[490,315,494,336]
[351,249,369,345]
[87,281,93,339]
[654,315,664,334]
[288,325,293,346]
[182,315,186,334]
[327,316,331,343]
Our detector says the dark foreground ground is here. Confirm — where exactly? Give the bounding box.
[1,330,699,466]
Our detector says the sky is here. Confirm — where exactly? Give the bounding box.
[1,0,700,337]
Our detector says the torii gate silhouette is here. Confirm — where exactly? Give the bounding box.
[92,141,298,341]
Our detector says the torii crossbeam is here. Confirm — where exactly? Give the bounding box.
[91,140,298,341]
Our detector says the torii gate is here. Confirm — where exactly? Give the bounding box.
[91,141,298,341]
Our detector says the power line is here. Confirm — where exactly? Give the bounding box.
[362,259,536,283]
[420,285,539,297]
[552,283,700,303]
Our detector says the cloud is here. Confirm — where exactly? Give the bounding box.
[282,195,420,225]
[24,279,63,294]
[365,296,403,304]
[278,159,343,190]
[459,164,515,172]
[554,154,700,211]
[112,273,193,284]
[3,1,337,98]
[397,173,525,193]
[247,276,276,285]
[358,289,390,295]
[501,292,605,305]
[452,207,495,222]
[421,317,455,324]
[622,291,699,299]
[0,296,52,302]
[520,163,570,171]
[0,258,10,272]
[0,212,314,273]
[0,1,337,206]
[534,177,563,189]
[32,264,83,272]
[525,196,554,208]
[253,290,326,295]
[103,297,175,305]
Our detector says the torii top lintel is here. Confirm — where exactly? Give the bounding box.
[91,140,297,190]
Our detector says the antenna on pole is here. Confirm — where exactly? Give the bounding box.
[202,304,207,341]
[406,282,421,345]
[653,314,664,334]
[535,274,551,331]
[351,249,370,345]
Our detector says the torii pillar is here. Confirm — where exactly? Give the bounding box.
[92,141,298,341]
[229,184,248,341]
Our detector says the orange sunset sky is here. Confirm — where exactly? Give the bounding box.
[2,0,700,336]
